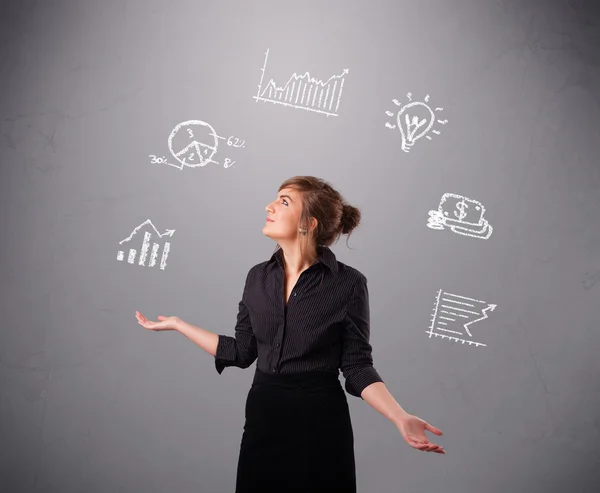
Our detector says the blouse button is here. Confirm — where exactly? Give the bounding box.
[276,342,280,348]
[293,292,296,296]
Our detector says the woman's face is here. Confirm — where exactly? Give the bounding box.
[263,187,303,241]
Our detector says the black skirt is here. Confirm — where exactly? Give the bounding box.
[235,368,356,493]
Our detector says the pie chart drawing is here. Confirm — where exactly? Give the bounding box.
[167,120,219,169]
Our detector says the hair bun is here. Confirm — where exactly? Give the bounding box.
[340,203,361,235]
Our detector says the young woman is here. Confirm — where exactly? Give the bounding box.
[136,176,444,493]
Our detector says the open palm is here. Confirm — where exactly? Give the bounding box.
[396,414,445,454]
[135,311,180,332]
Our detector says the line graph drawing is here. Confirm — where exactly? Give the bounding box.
[427,289,497,347]
[253,48,349,117]
[117,219,175,270]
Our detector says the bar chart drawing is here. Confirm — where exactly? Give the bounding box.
[253,48,349,117]
[117,219,175,271]
[427,289,497,348]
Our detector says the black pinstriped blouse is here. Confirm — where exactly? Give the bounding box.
[214,245,384,400]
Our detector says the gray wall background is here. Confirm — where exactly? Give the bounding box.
[1,0,599,491]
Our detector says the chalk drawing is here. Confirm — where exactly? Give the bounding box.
[150,120,245,170]
[253,48,348,117]
[427,193,493,239]
[117,219,175,270]
[427,289,497,347]
[385,93,448,152]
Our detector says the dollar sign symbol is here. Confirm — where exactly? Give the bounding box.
[187,128,194,138]
[454,199,468,221]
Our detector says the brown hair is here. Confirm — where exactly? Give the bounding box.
[272,176,361,267]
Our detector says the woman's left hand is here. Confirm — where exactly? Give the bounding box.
[395,414,445,454]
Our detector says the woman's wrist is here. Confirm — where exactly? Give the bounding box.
[174,317,185,332]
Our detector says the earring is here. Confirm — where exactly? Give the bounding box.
[299,227,307,235]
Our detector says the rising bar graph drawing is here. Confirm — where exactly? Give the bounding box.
[116,219,175,271]
[253,48,349,117]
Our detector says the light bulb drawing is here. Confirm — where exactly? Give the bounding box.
[385,93,448,152]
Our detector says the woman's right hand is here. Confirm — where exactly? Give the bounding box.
[135,311,181,332]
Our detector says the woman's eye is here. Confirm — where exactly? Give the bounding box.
[282,199,288,205]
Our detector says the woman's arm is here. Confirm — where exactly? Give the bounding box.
[212,267,258,373]
[175,319,219,357]
[361,381,408,423]
[340,275,384,398]
[362,381,445,453]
